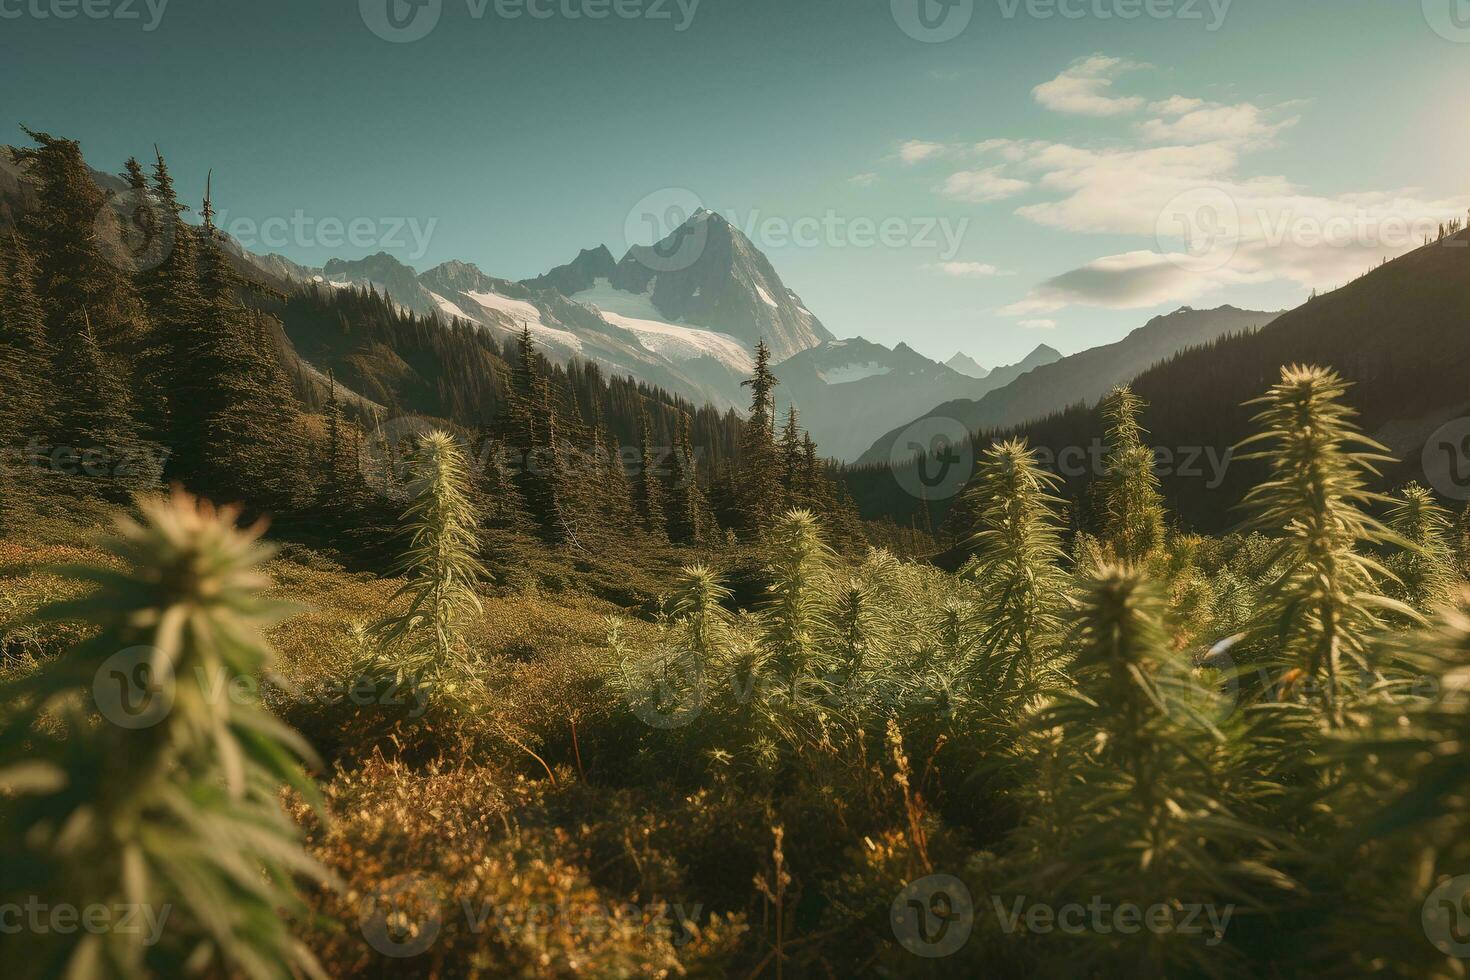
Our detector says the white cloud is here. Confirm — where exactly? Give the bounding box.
[1137,100,1301,147]
[899,140,947,164]
[850,172,878,187]
[940,167,1029,203]
[1000,250,1240,314]
[942,55,1470,315]
[1019,319,1057,330]
[1032,55,1146,117]
[930,261,1013,278]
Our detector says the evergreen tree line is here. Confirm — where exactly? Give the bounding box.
[0,131,876,556]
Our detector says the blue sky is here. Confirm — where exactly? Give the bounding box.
[4,0,1469,366]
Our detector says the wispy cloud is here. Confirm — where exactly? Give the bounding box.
[1032,55,1146,117]
[940,167,1029,203]
[1020,319,1057,330]
[898,140,947,164]
[849,172,878,187]
[930,261,1013,278]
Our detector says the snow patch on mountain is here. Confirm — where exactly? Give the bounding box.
[571,280,753,373]
[430,291,472,322]
[465,289,585,352]
[819,362,892,385]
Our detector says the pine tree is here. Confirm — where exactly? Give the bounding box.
[0,234,60,516]
[666,412,703,544]
[54,312,153,499]
[779,405,802,506]
[735,340,782,534]
[1099,385,1166,565]
[0,492,326,978]
[10,129,149,349]
[635,407,667,538]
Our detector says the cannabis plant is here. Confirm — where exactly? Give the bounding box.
[760,508,835,678]
[958,439,1071,698]
[1099,385,1167,564]
[1385,482,1457,613]
[371,430,487,678]
[0,493,326,980]
[1016,565,1294,977]
[1236,366,1415,716]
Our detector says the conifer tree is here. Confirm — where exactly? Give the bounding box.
[1099,385,1166,564]
[779,405,802,506]
[666,413,702,544]
[0,492,326,979]
[0,234,59,513]
[635,408,667,538]
[54,312,153,499]
[10,129,149,349]
[597,421,636,532]
[735,340,782,534]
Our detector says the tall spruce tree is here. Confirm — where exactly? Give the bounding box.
[54,312,152,500]
[10,129,149,350]
[735,339,782,534]
[635,407,667,539]
[0,234,60,514]
[665,412,702,544]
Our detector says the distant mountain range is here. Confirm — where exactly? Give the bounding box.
[858,305,1283,465]
[944,352,990,379]
[775,340,1059,461]
[0,144,1298,462]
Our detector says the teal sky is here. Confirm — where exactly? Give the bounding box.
[5,0,1469,366]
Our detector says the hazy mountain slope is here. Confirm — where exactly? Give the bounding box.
[945,352,990,379]
[858,305,1280,464]
[776,340,1060,462]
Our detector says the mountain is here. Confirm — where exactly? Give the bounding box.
[945,352,990,379]
[604,209,832,360]
[858,306,1278,465]
[523,245,618,295]
[776,340,1061,462]
[303,252,752,411]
